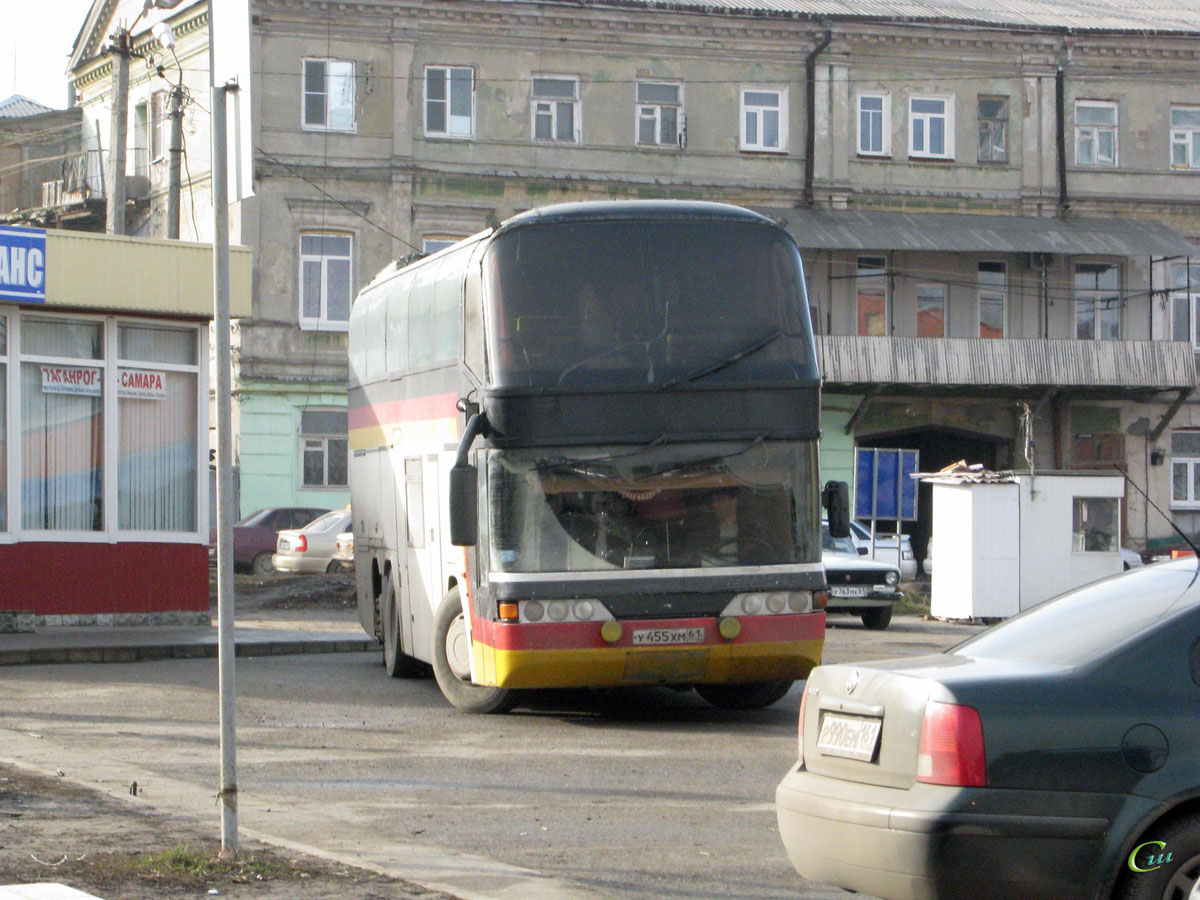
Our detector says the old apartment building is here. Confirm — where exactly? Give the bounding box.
[62,0,1200,560]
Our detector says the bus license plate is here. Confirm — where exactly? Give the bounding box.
[829,586,869,598]
[817,713,882,762]
[632,627,706,646]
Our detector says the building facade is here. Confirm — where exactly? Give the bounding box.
[64,0,1200,561]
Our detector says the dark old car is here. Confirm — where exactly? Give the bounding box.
[209,507,329,574]
[776,557,1200,900]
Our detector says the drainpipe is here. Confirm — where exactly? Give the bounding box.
[804,25,833,207]
[1055,36,1072,217]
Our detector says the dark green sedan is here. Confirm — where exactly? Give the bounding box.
[776,557,1200,900]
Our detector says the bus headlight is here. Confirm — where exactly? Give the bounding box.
[573,600,594,620]
[519,599,612,624]
[548,601,570,622]
[524,601,544,622]
[722,592,813,616]
[765,592,788,614]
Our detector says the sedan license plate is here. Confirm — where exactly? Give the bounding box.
[829,586,869,598]
[817,713,882,762]
[632,627,706,646]
[278,539,291,551]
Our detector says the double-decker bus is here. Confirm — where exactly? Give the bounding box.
[347,200,847,712]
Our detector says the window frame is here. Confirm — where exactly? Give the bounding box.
[978,260,1007,339]
[856,256,888,337]
[422,236,462,255]
[298,407,349,490]
[977,95,1008,163]
[1170,105,1200,171]
[916,282,947,338]
[150,90,170,161]
[531,75,581,144]
[1170,262,1200,350]
[1172,430,1200,510]
[302,57,357,133]
[908,93,954,160]
[424,65,475,140]
[298,231,354,333]
[856,91,890,157]
[740,86,788,154]
[1075,100,1118,167]
[1074,261,1122,341]
[1071,496,1120,553]
[635,80,683,149]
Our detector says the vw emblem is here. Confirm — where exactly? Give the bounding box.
[846,669,859,694]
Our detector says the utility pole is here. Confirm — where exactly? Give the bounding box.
[105,29,131,235]
[167,83,184,238]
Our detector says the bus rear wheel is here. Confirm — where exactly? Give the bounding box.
[432,588,517,714]
[695,679,793,710]
[381,573,426,678]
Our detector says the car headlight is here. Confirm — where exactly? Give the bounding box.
[885,570,900,586]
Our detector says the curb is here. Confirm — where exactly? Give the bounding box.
[0,637,380,667]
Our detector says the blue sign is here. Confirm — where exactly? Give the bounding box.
[854,447,919,521]
[0,226,47,303]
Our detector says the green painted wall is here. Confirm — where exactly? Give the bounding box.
[821,396,861,488]
[237,382,350,517]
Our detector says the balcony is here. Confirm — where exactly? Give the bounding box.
[816,335,1198,395]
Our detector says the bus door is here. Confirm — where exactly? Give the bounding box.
[402,455,438,660]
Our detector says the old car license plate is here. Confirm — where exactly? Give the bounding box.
[829,586,869,598]
[817,713,882,761]
[632,627,706,646]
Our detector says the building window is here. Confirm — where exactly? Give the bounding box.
[303,58,356,132]
[1172,430,1200,509]
[117,324,199,532]
[1075,262,1120,340]
[909,95,953,159]
[636,81,682,148]
[422,237,460,254]
[857,256,887,336]
[916,283,946,338]
[977,96,1007,162]
[978,261,1006,338]
[1170,262,1200,349]
[1075,100,1117,166]
[299,232,353,331]
[1171,106,1200,170]
[424,66,474,138]
[532,76,579,143]
[741,87,787,153]
[0,314,6,532]
[151,90,170,160]
[132,101,150,177]
[857,92,889,156]
[300,408,348,488]
[1072,497,1119,552]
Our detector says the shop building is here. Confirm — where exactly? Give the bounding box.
[0,226,251,624]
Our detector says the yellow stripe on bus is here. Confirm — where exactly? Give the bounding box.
[349,417,459,452]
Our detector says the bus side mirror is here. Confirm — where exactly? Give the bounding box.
[449,464,478,547]
[823,480,851,539]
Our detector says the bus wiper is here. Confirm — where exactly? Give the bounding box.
[662,330,784,388]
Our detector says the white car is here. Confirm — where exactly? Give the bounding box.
[822,527,903,630]
[332,530,354,571]
[272,509,353,574]
[847,520,918,582]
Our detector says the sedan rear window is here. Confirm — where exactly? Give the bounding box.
[952,561,1200,666]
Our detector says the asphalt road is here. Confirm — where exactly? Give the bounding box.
[0,614,978,900]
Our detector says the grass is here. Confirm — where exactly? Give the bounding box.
[896,583,932,617]
[97,843,310,885]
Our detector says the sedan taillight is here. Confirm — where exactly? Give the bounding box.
[295,534,308,553]
[917,701,986,787]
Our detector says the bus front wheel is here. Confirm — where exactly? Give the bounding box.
[432,588,518,714]
[695,679,793,710]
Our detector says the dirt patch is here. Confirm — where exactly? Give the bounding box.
[0,764,457,900]
[209,574,358,614]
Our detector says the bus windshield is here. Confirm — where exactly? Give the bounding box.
[485,440,819,574]
[483,219,817,389]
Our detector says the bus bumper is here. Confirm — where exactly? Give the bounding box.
[470,612,824,689]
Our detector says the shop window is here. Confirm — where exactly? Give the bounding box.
[299,232,353,331]
[532,76,579,143]
[857,92,889,156]
[1076,100,1117,167]
[425,66,474,138]
[1075,262,1120,340]
[909,95,954,159]
[19,317,105,531]
[1171,106,1200,170]
[1171,431,1200,509]
[300,408,348,488]
[741,87,787,152]
[636,81,682,148]
[856,256,887,336]
[1170,262,1200,350]
[978,261,1006,338]
[303,58,356,132]
[977,96,1007,162]
[917,283,946,338]
[1072,497,1119,552]
[117,324,199,532]
[0,314,6,532]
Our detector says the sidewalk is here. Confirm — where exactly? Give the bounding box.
[0,609,379,666]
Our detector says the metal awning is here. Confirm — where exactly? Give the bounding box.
[756,208,1199,257]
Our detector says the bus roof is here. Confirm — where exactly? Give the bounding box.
[495,200,780,236]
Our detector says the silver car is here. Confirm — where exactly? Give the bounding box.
[849,519,917,581]
[272,509,353,574]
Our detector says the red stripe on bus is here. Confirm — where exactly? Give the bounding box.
[347,392,459,430]
[471,612,824,651]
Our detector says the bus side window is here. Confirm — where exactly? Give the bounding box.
[365,290,387,380]
[385,273,410,375]
[431,255,460,362]
[409,264,437,369]
[463,247,485,377]
[349,295,368,384]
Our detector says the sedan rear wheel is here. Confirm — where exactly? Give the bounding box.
[1113,813,1200,900]
[251,552,275,576]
